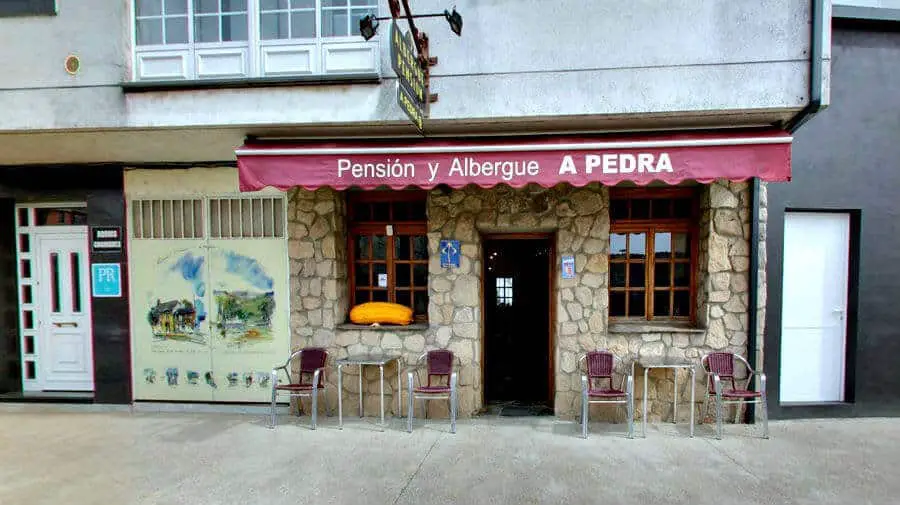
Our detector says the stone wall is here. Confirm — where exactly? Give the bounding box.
[617,181,754,423]
[286,181,758,422]
[428,183,611,418]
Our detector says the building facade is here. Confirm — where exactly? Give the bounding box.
[0,1,827,422]
[765,2,900,418]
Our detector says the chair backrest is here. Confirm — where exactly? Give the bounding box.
[702,352,738,393]
[298,347,327,386]
[426,349,454,387]
[585,350,615,390]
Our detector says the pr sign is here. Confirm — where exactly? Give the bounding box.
[91,263,122,298]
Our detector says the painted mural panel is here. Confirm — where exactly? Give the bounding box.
[131,240,213,401]
[207,239,289,402]
[130,239,289,402]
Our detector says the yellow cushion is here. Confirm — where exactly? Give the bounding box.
[349,302,414,326]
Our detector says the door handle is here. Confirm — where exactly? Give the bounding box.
[53,322,78,328]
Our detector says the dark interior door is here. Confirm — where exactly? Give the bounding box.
[483,238,551,405]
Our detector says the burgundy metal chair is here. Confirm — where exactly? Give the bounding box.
[270,347,329,430]
[581,350,634,439]
[407,349,458,433]
[700,352,768,440]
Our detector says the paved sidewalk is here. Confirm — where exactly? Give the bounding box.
[0,407,897,505]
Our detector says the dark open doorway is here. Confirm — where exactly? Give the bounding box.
[483,235,553,414]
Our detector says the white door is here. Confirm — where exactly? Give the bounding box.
[780,212,850,403]
[35,231,93,391]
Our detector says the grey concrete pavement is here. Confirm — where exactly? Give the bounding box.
[0,407,897,505]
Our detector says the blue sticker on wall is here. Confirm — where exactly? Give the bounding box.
[91,263,122,298]
[440,240,460,268]
[561,255,576,279]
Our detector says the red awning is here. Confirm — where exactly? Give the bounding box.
[236,130,791,192]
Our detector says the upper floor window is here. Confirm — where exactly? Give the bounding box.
[0,0,56,17]
[133,0,379,81]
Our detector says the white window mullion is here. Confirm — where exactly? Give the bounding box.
[187,0,196,79]
[315,0,322,73]
[248,0,260,77]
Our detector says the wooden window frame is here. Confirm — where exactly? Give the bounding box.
[609,188,700,323]
[347,192,428,321]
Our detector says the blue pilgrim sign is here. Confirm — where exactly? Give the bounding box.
[440,239,460,268]
[91,263,122,298]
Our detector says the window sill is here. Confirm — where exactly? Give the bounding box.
[336,323,429,332]
[121,73,381,93]
[609,322,705,334]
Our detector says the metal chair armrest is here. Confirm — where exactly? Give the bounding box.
[272,365,289,383]
[712,373,723,397]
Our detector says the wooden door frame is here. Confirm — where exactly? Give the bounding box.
[480,232,556,407]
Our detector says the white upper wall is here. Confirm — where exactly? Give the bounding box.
[0,0,826,153]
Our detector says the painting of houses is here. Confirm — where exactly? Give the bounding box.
[148,298,206,344]
[213,290,275,347]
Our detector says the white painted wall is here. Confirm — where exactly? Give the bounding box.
[0,0,828,164]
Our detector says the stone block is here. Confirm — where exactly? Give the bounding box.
[335,330,359,347]
[561,322,578,336]
[448,340,473,363]
[575,287,593,307]
[380,333,402,350]
[452,322,478,340]
[584,255,607,273]
[706,318,728,349]
[307,309,323,327]
[312,328,332,347]
[290,240,315,259]
[452,307,474,323]
[570,190,604,215]
[309,216,329,239]
[566,302,584,321]
[404,334,426,352]
[588,312,604,333]
[575,216,593,237]
[710,183,739,208]
[302,297,322,310]
[723,313,745,331]
[581,273,604,288]
[582,239,605,254]
[450,276,479,306]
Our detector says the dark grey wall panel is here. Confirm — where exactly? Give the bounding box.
[766,25,900,418]
[88,188,131,404]
[0,200,20,393]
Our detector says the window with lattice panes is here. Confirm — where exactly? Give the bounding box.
[348,193,428,321]
[609,189,698,322]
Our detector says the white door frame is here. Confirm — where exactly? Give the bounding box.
[14,203,93,392]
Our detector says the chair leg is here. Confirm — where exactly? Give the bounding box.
[324,387,332,417]
[626,375,635,439]
[450,373,458,434]
[581,376,588,439]
[760,374,769,439]
[311,392,318,430]
[407,372,414,433]
[269,372,277,429]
